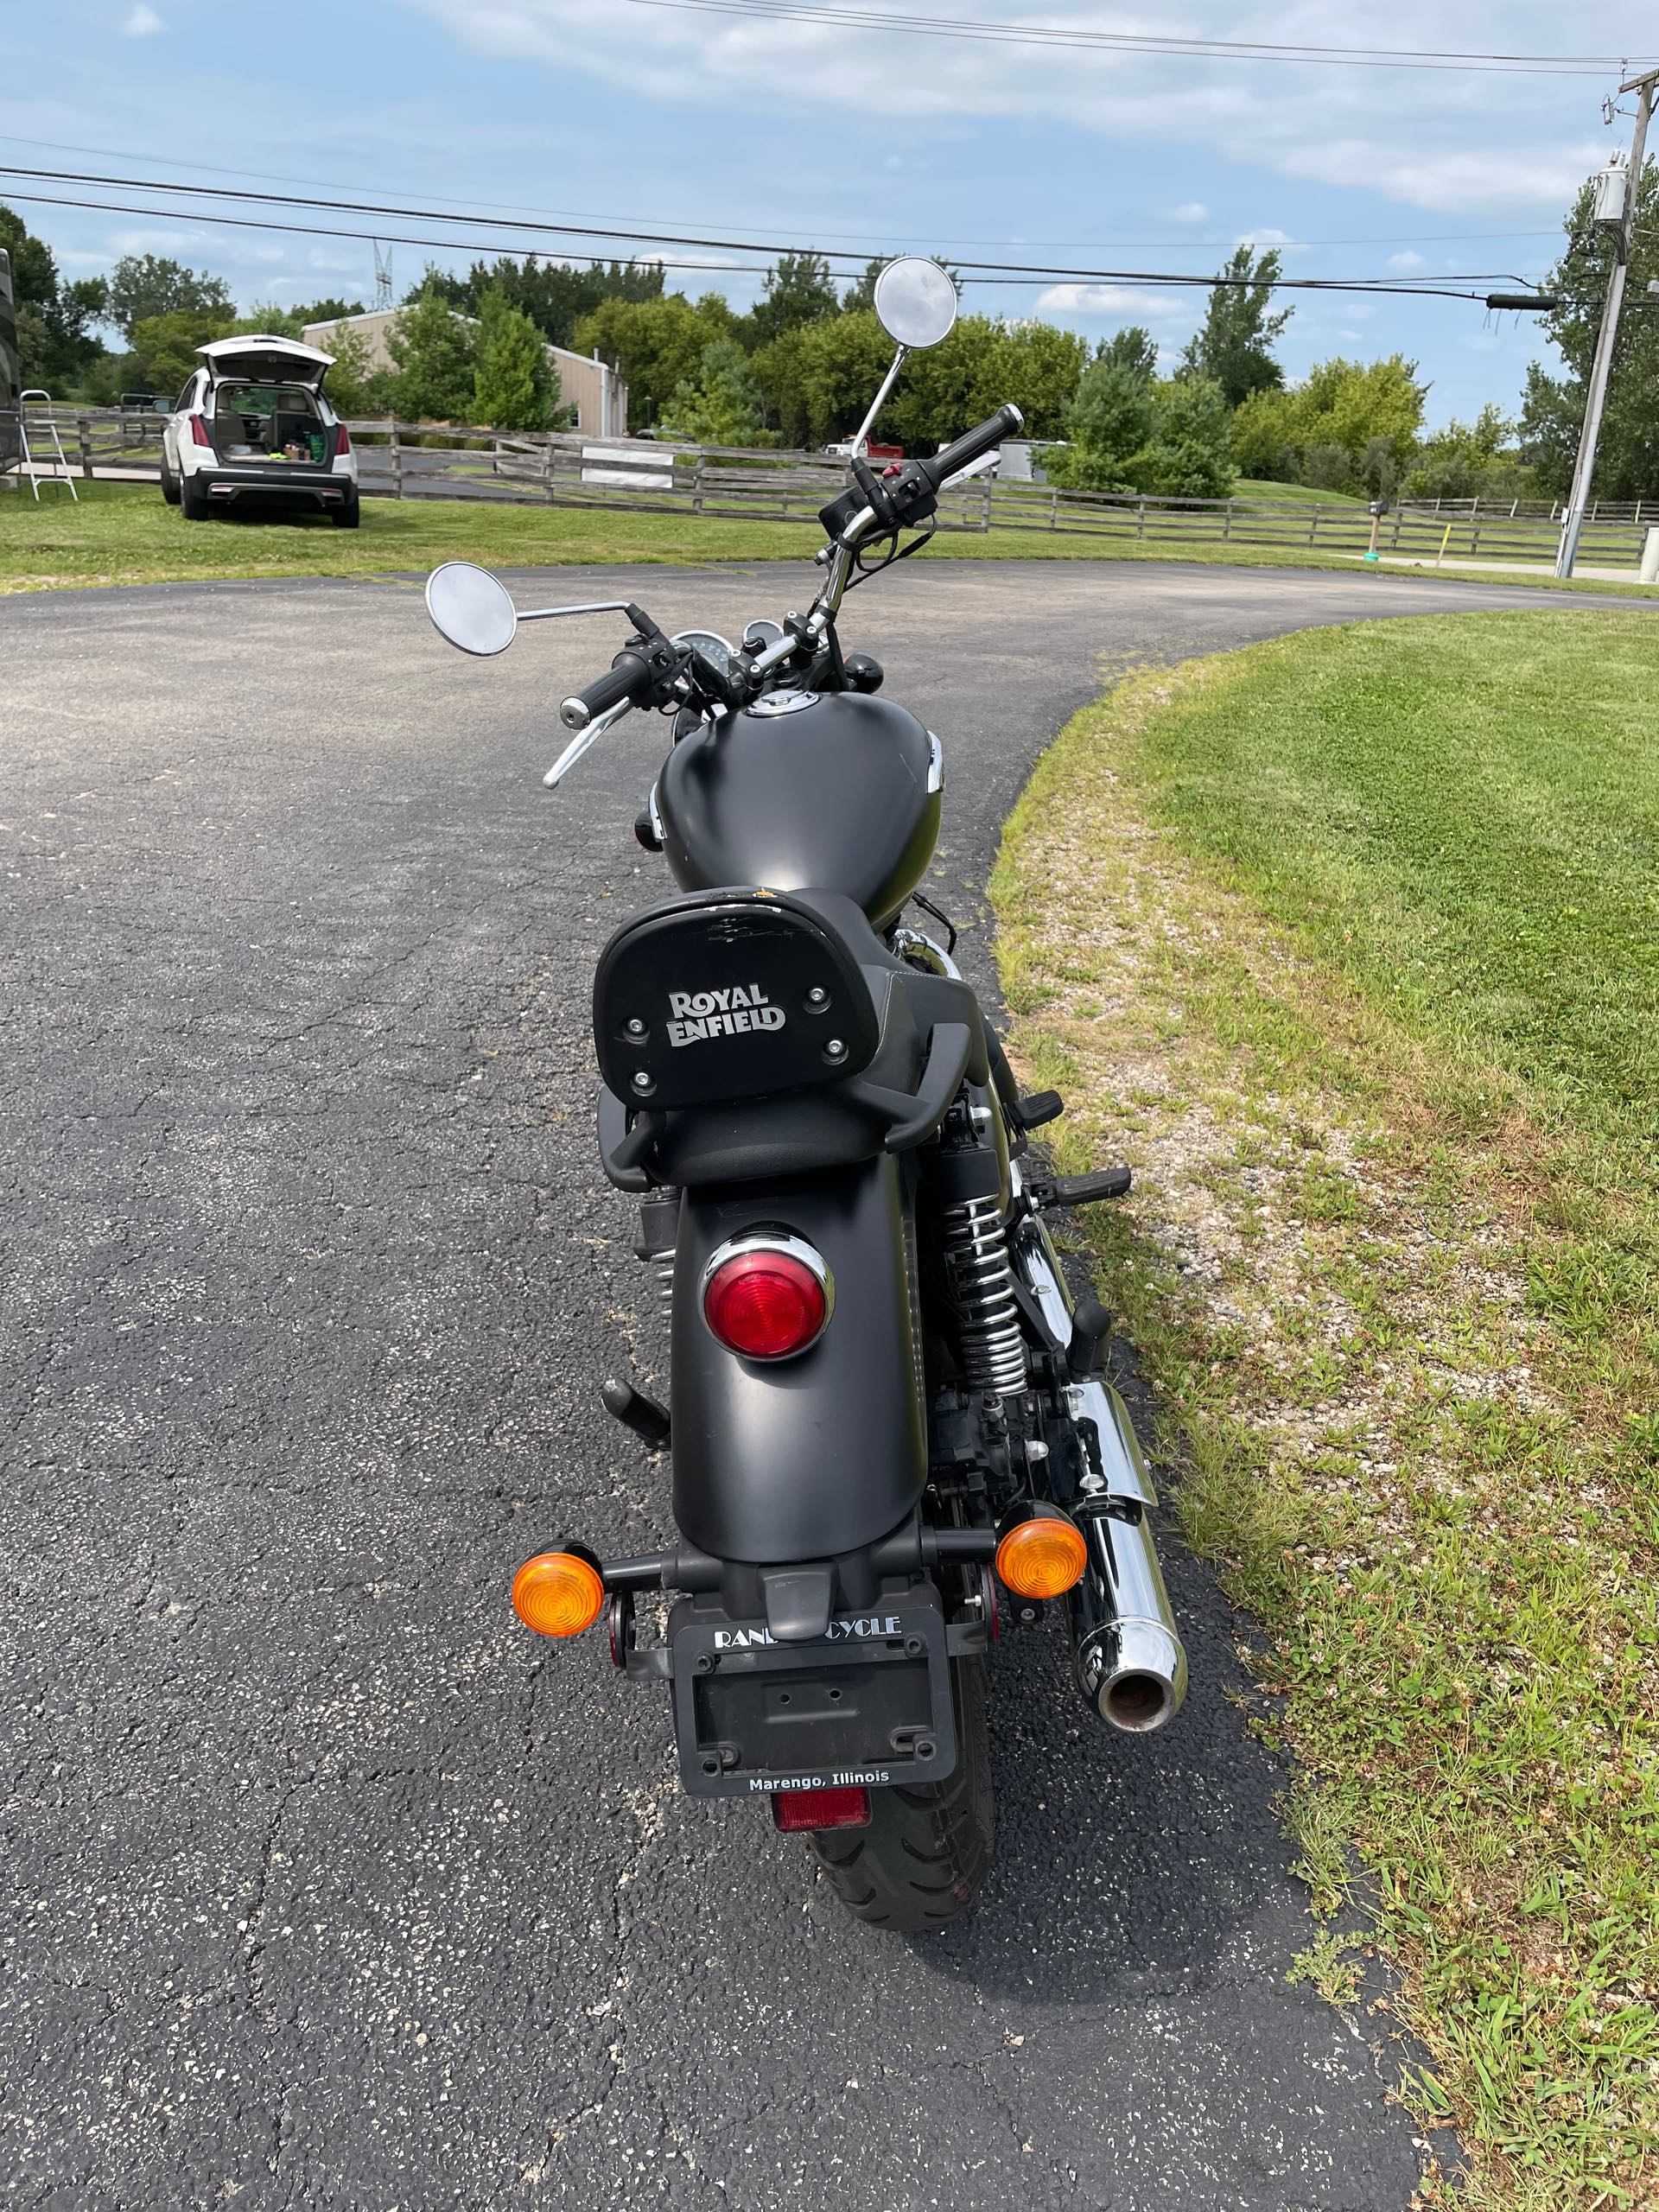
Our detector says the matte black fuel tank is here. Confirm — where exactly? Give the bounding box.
[656,691,940,928]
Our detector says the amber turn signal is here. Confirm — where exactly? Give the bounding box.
[995,1512,1088,1601]
[512,1550,605,1637]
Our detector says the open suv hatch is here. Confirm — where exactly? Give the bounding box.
[162,335,359,527]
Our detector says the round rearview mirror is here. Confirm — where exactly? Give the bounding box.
[874,257,958,351]
[425,562,518,657]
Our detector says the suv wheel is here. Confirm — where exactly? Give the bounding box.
[160,447,181,505]
[180,471,210,522]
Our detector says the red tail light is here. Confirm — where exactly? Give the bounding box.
[702,1236,831,1361]
[189,415,212,447]
[334,422,351,454]
[771,1786,870,1833]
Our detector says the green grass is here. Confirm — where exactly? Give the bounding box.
[4,478,1657,601]
[992,610,1659,2209]
[1234,476,1369,505]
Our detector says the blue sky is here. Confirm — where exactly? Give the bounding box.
[2,0,1650,425]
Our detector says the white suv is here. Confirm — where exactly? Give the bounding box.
[162,335,359,526]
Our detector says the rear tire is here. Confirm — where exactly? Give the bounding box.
[331,489,360,529]
[160,449,181,505]
[180,472,209,522]
[808,1656,994,1931]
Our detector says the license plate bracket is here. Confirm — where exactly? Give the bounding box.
[669,1591,956,1800]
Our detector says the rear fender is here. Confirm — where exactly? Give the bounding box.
[670,1154,925,1563]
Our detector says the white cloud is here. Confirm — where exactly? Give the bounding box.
[398,0,1641,219]
[1167,201,1209,224]
[121,3,164,34]
[1387,250,1427,272]
[1236,226,1294,248]
[1036,283,1189,319]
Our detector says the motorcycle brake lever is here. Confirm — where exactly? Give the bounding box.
[543,698,634,787]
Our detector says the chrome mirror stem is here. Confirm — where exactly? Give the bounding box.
[850,345,907,458]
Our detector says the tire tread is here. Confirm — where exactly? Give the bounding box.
[806,1657,993,1933]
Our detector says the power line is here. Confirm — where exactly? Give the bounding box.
[622,0,1643,76]
[0,181,1516,302]
[0,166,1541,292]
[0,133,1566,253]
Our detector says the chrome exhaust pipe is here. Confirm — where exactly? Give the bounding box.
[1006,1206,1188,1732]
[1068,1500,1188,1732]
[1065,1376,1187,1733]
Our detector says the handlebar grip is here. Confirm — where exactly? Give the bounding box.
[560,647,653,733]
[925,403,1025,489]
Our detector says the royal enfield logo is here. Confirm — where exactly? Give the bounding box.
[666,982,786,1048]
[712,1613,902,1650]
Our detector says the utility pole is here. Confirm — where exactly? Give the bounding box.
[1556,65,1659,578]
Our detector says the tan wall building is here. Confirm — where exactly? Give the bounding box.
[301,308,628,434]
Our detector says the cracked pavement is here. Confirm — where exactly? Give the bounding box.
[3,555,1618,2211]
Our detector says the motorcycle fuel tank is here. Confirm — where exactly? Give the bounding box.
[656,691,941,928]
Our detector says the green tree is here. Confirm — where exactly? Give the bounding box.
[1048,364,1232,498]
[314,325,390,418]
[229,305,304,342]
[129,308,235,394]
[1230,383,1300,479]
[792,309,894,446]
[387,285,479,421]
[1180,245,1291,407]
[1520,160,1659,498]
[573,294,726,425]
[745,251,840,347]
[105,252,233,341]
[426,256,664,348]
[659,337,770,446]
[0,203,110,391]
[753,307,1084,452]
[1136,374,1235,497]
[1045,359,1156,491]
[1404,404,1529,501]
[1231,354,1427,491]
[842,257,885,313]
[1096,325,1158,381]
[287,296,365,327]
[930,316,1085,442]
[472,289,554,429]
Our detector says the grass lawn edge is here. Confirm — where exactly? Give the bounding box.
[991,618,1659,2210]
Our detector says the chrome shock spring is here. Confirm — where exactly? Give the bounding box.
[652,1249,675,1319]
[942,1192,1028,1396]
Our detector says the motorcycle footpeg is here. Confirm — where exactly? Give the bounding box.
[1029,1166,1133,1210]
[1013,1088,1064,1131]
[601,1376,671,1452]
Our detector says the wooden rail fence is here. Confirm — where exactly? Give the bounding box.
[7,404,1656,570]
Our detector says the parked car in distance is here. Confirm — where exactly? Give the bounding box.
[823,439,906,461]
[161,336,359,526]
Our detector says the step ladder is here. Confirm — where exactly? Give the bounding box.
[18,391,78,502]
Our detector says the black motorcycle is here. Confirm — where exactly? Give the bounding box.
[424,259,1186,1930]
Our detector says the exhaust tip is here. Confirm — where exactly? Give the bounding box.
[1076,1617,1189,1734]
[1099,1670,1177,1733]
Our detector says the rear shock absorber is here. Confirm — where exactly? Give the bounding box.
[634,1191,681,1322]
[942,1192,1027,1396]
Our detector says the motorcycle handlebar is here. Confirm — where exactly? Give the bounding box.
[922,403,1025,490]
[559,646,656,732]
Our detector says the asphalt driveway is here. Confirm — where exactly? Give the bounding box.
[3,557,1627,2211]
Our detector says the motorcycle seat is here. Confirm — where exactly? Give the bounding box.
[592,886,987,1189]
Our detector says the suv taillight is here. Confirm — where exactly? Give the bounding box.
[189,415,212,447]
[334,423,351,454]
[702,1236,831,1361]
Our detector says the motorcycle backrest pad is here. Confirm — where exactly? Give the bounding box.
[593,887,882,1111]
